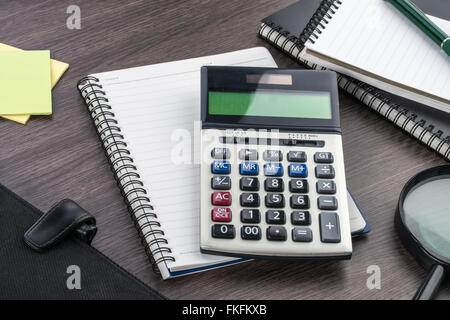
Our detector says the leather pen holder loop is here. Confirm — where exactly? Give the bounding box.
[24,199,97,252]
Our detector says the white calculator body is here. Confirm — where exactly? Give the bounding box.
[200,67,352,260]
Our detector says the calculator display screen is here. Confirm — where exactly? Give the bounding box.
[208,91,332,119]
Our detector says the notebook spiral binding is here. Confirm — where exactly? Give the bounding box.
[298,0,342,46]
[258,2,450,161]
[77,77,175,274]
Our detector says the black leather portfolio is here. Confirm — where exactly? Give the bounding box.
[0,183,165,300]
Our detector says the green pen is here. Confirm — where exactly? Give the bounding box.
[389,0,450,56]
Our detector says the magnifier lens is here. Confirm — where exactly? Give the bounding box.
[402,175,450,263]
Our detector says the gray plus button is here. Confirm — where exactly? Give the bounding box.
[319,212,340,243]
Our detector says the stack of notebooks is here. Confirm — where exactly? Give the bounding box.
[78,47,370,280]
[0,43,69,124]
[259,0,450,160]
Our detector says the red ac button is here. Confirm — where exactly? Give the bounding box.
[212,191,231,205]
[212,207,232,222]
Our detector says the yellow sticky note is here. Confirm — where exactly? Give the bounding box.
[0,43,69,124]
[0,50,52,116]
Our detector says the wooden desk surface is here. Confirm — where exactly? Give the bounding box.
[1,0,448,300]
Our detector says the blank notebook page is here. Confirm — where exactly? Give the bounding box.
[306,0,450,103]
[92,48,277,274]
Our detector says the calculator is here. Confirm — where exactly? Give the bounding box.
[200,66,352,260]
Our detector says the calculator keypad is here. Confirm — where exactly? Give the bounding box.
[202,130,351,258]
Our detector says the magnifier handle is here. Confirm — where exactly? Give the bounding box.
[413,264,446,300]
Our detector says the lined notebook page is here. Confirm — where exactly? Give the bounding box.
[93,48,277,275]
[305,0,450,106]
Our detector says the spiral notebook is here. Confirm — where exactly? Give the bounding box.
[77,47,369,279]
[259,0,450,160]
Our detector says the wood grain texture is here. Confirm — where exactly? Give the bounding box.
[0,0,448,300]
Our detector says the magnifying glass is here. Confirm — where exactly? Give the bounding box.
[396,164,450,300]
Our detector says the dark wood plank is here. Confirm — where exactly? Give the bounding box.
[0,0,448,299]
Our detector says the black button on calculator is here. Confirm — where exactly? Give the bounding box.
[240,193,260,207]
[292,228,313,242]
[289,179,308,193]
[267,226,287,241]
[240,177,259,191]
[241,209,260,223]
[241,225,261,240]
[318,196,338,210]
[266,210,286,224]
[212,224,235,239]
[264,178,284,192]
[265,194,285,208]
[287,151,307,162]
[319,212,341,243]
[315,165,335,178]
[317,180,336,194]
[314,152,334,163]
[290,195,310,209]
[211,176,231,190]
[291,211,311,225]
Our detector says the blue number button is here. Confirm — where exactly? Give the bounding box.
[240,162,259,175]
[289,164,308,177]
[264,163,283,176]
[212,161,231,174]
